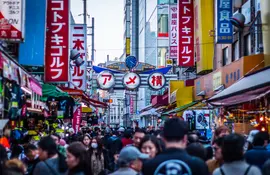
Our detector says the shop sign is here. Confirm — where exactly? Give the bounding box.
[178,0,194,67]
[97,71,115,90]
[255,0,261,12]
[216,0,233,43]
[19,69,29,88]
[130,97,134,116]
[86,62,91,96]
[213,71,222,90]
[166,59,173,66]
[72,105,82,133]
[242,0,251,24]
[148,72,166,90]
[123,72,141,90]
[169,90,177,104]
[45,0,69,82]
[169,4,178,59]
[29,77,42,96]
[70,24,87,90]
[0,0,25,41]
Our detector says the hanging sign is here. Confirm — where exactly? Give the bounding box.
[148,72,166,90]
[123,72,140,90]
[45,0,69,82]
[216,0,233,43]
[169,4,178,59]
[70,24,87,90]
[97,71,115,90]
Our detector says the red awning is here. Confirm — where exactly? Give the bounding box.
[59,87,107,108]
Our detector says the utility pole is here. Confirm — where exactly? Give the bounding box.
[83,0,87,24]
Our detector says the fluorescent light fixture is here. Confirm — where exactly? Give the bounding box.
[21,87,32,95]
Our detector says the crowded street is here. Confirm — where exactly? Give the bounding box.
[0,0,270,174]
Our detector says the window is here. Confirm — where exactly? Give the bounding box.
[222,47,229,66]
[232,41,239,62]
[158,14,168,37]
[244,34,251,56]
[158,0,169,4]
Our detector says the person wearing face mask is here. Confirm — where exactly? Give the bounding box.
[88,137,111,175]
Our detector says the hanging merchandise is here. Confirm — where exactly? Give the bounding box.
[8,82,21,120]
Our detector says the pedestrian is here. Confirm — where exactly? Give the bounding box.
[246,130,259,151]
[186,142,207,161]
[88,137,110,175]
[67,128,77,144]
[66,142,91,175]
[51,133,67,157]
[142,118,208,175]
[139,135,162,159]
[107,130,122,169]
[33,136,68,175]
[23,144,40,175]
[82,134,91,150]
[206,137,224,174]
[133,128,145,148]
[0,144,8,174]
[245,131,270,170]
[212,126,230,144]
[213,133,262,175]
[5,159,27,175]
[121,129,133,147]
[109,146,149,175]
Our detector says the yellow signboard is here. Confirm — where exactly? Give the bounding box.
[195,0,214,74]
[126,38,130,56]
[166,59,173,65]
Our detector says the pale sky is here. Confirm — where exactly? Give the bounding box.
[71,0,124,65]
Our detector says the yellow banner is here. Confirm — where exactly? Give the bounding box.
[126,38,130,56]
[195,0,214,74]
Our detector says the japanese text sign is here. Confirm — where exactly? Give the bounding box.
[72,105,82,133]
[70,24,87,90]
[0,0,24,41]
[216,0,233,43]
[123,72,140,90]
[178,0,194,67]
[169,5,178,59]
[45,0,69,82]
[97,71,115,90]
[148,72,166,90]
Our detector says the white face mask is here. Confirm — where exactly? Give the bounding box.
[91,143,98,149]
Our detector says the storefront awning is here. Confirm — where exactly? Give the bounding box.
[41,84,69,101]
[209,67,270,106]
[139,108,160,117]
[162,101,198,115]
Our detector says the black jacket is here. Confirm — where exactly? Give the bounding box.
[245,146,270,170]
[142,148,208,175]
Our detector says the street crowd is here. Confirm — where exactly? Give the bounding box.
[1,118,270,175]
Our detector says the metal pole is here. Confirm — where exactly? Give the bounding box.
[125,0,131,57]
[91,18,95,61]
[83,0,87,25]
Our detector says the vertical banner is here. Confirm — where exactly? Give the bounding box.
[72,105,82,133]
[0,0,25,41]
[216,0,233,43]
[130,96,134,118]
[178,0,194,67]
[86,61,92,96]
[169,5,178,59]
[70,24,87,90]
[45,0,69,82]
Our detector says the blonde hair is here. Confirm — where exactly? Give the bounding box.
[5,159,27,174]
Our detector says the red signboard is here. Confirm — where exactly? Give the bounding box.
[45,0,69,82]
[72,105,82,133]
[178,0,194,67]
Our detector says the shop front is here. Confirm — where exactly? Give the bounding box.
[208,67,270,134]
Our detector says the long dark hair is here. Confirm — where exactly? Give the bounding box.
[38,136,68,173]
[89,137,103,159]
[67,142,91,175]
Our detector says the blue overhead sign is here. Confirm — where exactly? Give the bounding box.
[216,0,233,43]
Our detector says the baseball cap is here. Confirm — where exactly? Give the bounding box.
[118,146,149,165]
[118,127,125,132]
[247,130,259,143]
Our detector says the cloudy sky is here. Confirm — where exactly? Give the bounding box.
[71,0,124,65]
